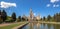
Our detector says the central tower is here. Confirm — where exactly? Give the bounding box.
[30,8,34,21]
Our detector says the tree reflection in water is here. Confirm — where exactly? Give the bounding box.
[53,24,60,29]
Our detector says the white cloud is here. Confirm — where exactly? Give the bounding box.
[46,0,60,7]
[50,0,59,3]
[53,4,59,7]
[0,1,16,8]
[47,4,51,7]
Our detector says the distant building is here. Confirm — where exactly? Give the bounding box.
[22,14,27,21]
[29,8,34,21]
[28,8,40,21]
[36,13,40,21]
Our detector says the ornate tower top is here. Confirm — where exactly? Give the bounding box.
[29,8,34,21]
[30,8,32,13]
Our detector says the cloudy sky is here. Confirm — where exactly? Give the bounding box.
[0,0,60,18]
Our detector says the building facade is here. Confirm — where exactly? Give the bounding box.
[28,8,40,21]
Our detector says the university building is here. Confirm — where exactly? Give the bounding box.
[28,8,40,21]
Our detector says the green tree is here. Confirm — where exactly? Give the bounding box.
[43,16,45,21]
[57,13,60,22]
[22,17,25,21]
[0,10,3,23]
[22,15,27,21]
[0,10,1,15]
[47,15,51,21]
[17,16,21,22]
[54,13,60,22]
[53,13,60,22]
[11,12,16,22]
[0,10,1,19]
[53,14,57,22]
[1,10,7,22]
[40,18,42,21]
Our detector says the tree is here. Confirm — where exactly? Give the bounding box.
[11,12,16,22]
[0,10,1,19]
[17,16,21,22]
[40,18,42,21]
[43,16,45,21]
[1,10,7,22]
[0,10,3,23]
[57,13,60,22]
[53,14,56,21]
[22,15,27,21]
[54,13,60,22]
[0,10,1,15]
[22,17,25,21]
[47,15,51,21]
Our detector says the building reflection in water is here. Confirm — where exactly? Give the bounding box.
[36,22,40,29]
[29,22,38,29]
[29,23,34,29]
[22,22,60,29]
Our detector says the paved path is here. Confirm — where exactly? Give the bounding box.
[0,23,10,27]
[0,22,20,27]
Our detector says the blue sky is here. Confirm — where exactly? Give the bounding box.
[0,0,60,18]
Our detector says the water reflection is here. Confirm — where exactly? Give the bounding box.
[53,24,60,29]
[21,22,60,29]
[36,23,40,29]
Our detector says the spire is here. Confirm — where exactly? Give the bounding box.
[30,8,32,13]
[29,8,34,21]
[30,8,32,18]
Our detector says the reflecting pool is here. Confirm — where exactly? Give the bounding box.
[21,22,60,29]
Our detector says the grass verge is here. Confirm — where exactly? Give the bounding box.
[0,22,28,29]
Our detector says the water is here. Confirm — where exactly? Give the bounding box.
[21,22,60,29]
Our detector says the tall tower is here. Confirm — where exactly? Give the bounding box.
[30,8,34,21]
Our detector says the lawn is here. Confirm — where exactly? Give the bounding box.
[0,22,28,29]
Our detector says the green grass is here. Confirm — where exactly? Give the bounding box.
[0,22,27,29]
